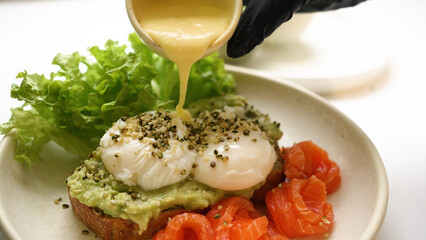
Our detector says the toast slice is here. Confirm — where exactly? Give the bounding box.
[68,146,284,239]
[69,191,188,240]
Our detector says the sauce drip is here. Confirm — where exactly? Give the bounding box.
[134,0,234,119]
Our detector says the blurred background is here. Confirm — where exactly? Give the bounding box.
[0,0,425,239]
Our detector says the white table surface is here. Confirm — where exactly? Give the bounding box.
[0,0,425,239]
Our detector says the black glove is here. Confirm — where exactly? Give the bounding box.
[227,0,367,58]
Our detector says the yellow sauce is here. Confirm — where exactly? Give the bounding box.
[133,0,234,119]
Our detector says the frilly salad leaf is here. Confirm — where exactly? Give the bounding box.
[0,33,235,166]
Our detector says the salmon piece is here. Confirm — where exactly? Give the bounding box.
[282,141,341,194]
[229,216,269,239]
[206,196,268,240]
[153,213,214,240]
[259,222,289,240]
[288,178,326,224]
[265,176,334,238]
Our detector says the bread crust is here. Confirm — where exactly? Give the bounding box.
[68,147,285,239]
[69,190,188,240]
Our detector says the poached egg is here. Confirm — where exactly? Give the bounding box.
[100,107,276,191]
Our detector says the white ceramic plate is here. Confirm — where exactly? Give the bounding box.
[0,68,388,240]
[222,12,389,95]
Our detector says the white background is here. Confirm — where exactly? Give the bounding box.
[0,0,425,239]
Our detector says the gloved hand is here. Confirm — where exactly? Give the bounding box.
[227,0,367,58]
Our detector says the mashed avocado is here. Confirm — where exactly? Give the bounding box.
[67,150,260,233]
[67,95,282,233]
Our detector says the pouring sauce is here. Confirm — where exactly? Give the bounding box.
[133,0,234,119]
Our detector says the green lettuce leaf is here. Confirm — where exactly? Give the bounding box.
[0,33,235,166]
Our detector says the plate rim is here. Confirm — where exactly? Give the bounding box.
[0,135,22,240]
[229,65,389,240]
[0,66,389,240]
